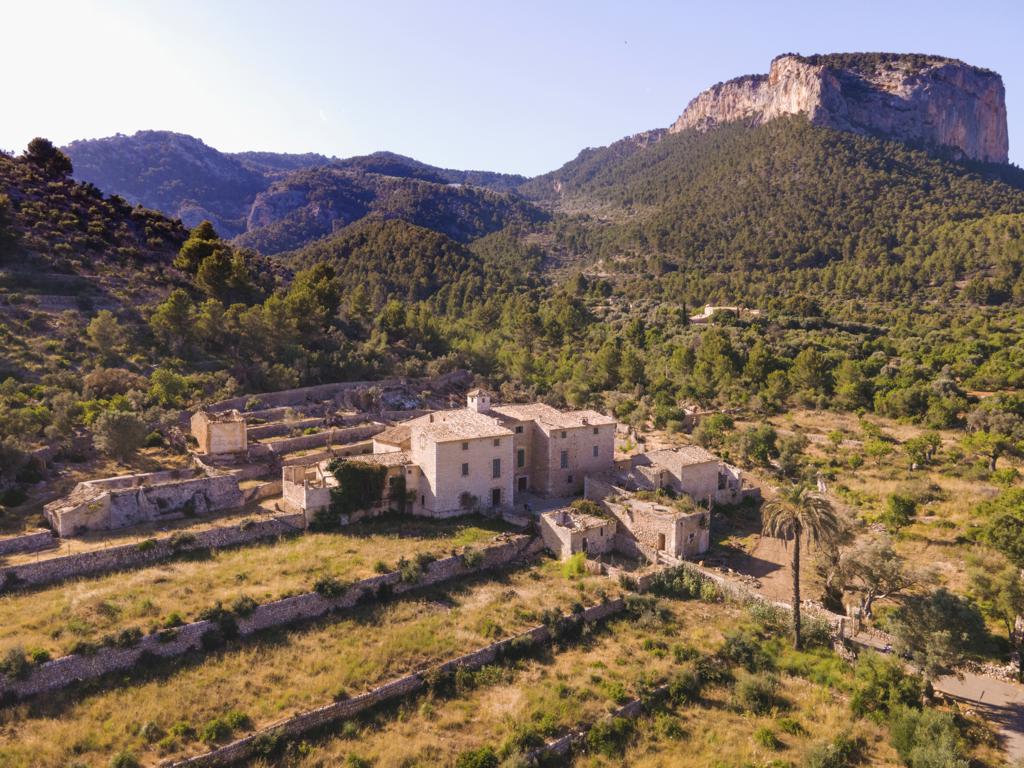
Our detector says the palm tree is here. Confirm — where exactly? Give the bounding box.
[762,485,841,649]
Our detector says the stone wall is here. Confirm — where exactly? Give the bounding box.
[0,513,307,592]
[0,535,545,700]
[249,424,384,457]
[161,596,623,768]
[0,529,57,557]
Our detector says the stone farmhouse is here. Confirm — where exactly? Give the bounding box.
[284,390,617,520]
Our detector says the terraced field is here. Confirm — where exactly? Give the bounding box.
[0,557,609,766]
[0,515,510,658]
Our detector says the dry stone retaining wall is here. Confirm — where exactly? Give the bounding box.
[0,535,545,701]
[0,513,306,592]
[162,597,625,768]
[0,529,57,557]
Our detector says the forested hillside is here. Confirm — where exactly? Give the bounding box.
[238,166,546,255]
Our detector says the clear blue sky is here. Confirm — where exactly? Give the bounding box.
[3,0,1022,175]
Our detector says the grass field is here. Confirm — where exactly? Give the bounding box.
[0,515,512,658]
[0,557,608,767]
[257,597,907,768]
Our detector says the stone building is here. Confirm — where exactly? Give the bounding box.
[282,452,419,526]
[286,391,617,520]
[539,507,616,560]
[621,446,752,506]
[43,467,243,536]
[191,409,247,456]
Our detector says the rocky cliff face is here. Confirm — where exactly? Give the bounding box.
[670,53,1008,164]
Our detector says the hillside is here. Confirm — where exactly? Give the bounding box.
[64,133,534,252]
[239,166,546,255]
[524,117,1024,306]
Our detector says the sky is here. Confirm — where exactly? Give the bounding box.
[2,0,1023,175]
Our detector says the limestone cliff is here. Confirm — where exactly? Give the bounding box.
[670,53,1008,164]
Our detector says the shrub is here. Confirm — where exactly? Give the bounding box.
[776,716,806,736]
[881,493,917,531]
[667,668,703,705]
[719,630,774,672]
[699,579,721,602]
[168,531,196,551]
[585,716,634,757]
[0,486,27,507]
[754,726,781,750]
[562,552,587,578]
[345,756,372,768]
[143,430,165,448]
[314,575,347,598]
[0,647,29,679]
[850,651,923,720]
[454,745,499,768]
[804,734,862,768]
[230,594,258,617]
[200,710,251,744]
[136,538,157,552]
[27,647,50,665]
[888,706,968,768]
[109,752,140,768]
[733,672,781,714]
[462,547,484,568]
[373,559,390,574]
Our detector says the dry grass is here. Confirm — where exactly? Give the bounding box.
[269,599,901,768]
[0,558,608,767]
[0,515,511,657]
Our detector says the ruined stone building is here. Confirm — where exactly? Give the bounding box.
[191,409,247,456]
[43,467,243,536]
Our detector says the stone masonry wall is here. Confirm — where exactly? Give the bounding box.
[0,529,57,557]
[0,535,545,700]
[161,597,624,768]
[0,513,307,592]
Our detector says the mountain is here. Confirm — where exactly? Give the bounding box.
[669,53,1008,163]
[236,166,546,255]
[524,115,1024,305]
[64,131,270,237]
[63,133,533,252]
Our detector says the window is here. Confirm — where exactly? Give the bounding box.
[492,458,501,478]
[560,431,567,439]
[462,442,469,451]
[515,425,524,434]
[421,495,425,505]
[517,448,525,468]
[493,438,501,447]
[567,474,573,484]
[592,445,599,458]
[593,426,599,435]
[388,476,398,489]
[462,462,469,476]
[560,450,568,469]
[718,472,727,490]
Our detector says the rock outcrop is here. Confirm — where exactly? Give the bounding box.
[670,53,1008,164]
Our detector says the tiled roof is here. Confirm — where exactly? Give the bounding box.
[346,451,412,467]
[375,424,411,446]
[491,403,615,430]
[645,446,719,468]
[407,409,513,443]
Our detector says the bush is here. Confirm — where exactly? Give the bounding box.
[0,486,27,507]
[719,630,774,672]
[667,668,704,705]
[804,734,861,768]
[109,752,140,768]
[0,647,29,679]
[462,547,484,568]
[373,559,390,574]
[881,493,917,531]
[585,716,634,757]
[888,706,968,768]
[314,574,347,598]
[230,594,258,617]
[561,552,587,578]
[754,726,781,750]
[733,671,781,714]
[143,430,165,448]
[200,710,251,744]
[454,745,499,768]
[850,651,923,720]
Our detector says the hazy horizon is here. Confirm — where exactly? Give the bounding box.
[3,0,1023,175]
